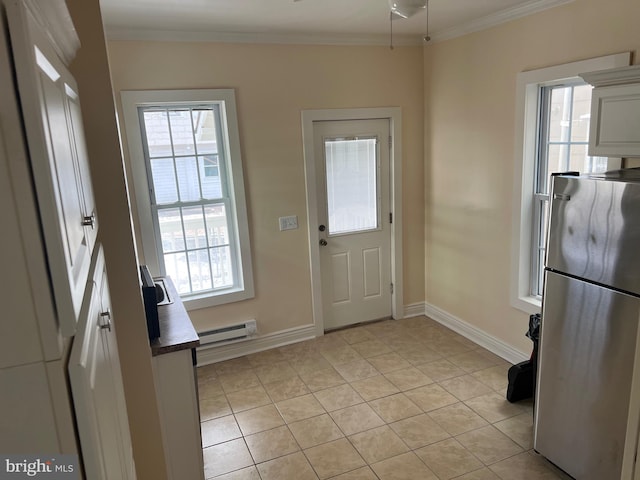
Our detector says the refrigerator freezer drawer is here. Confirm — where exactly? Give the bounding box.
[546,176,640,296]
[535,271,640,479]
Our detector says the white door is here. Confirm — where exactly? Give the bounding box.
[314,119,392,330]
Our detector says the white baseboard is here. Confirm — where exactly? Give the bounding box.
[196,324,317,366]
[197,304,529,366]
[424,303,529,365]
[403,302,427,318]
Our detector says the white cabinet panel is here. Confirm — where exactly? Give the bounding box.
[0,139,44,367]
[581,64,640,158]
[69,246,136,480]
[153,350,204,480]
[589,84,640,157]
[5,0,97,336]
[0,363,59,452]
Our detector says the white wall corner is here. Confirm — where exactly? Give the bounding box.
[425,303,529,365]
[403,302,427,318]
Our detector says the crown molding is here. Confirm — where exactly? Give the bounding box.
[429,0,575,43]
[104,27,424,47]
[23,0,80,64]
[104,0,575,47]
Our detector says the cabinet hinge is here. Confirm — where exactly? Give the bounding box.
[389,212,393,224]
[390,283,394,294]
[389,135,392,150]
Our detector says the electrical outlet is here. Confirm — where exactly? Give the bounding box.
[279,215,298,231]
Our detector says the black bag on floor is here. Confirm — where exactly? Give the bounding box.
[506,360,534,403]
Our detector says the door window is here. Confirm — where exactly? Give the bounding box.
[324,136,379,236]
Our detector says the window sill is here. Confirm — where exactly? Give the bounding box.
[511,294,542,316]
[182,287,254,312]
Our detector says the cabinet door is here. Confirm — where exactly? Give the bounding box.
[68,245,136,480]
[589,83,640,157]
[5,0,97,336]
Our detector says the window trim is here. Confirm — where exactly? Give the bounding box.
[510,53,629,315]
[121,89,254,310]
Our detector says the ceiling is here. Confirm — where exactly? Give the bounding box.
[99,0,573,45]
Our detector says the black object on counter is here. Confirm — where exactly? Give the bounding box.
[140,265,161,339]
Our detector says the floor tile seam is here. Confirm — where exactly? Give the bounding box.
[328,412,386,438]
[479,447,537,472]
[244,424,308,469]
[299,441,358,480]
[347,423,414,464]
[413,436,487,476]
[385,410,429,428]
[423,405,488,434]
[452,432,526,468]
[438,384,496,403]
[459,400,525,424]
[234,412,291,440]
[447,465,492,480]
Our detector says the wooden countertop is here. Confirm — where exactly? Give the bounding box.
[150,276,200,356]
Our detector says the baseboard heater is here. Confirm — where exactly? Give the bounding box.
[199,319,257,347]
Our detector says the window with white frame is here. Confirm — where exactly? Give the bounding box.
[121,89,254,310]
[511,53,629,314]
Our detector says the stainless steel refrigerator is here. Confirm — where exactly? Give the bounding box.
[534,169,640,479]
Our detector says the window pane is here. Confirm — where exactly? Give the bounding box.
[150,158,178,204]
[192,109,218,155]
[164,251,189,294]
[200,155,223,199]
[324,138,378,235]
[143,110,173,158]
[571,85,593,142]
[176,156,201,202]
[158,208,184,252]
[204,204,229,247]
[188,250,212,292]
[211,246,233,288]
[549,87,572,142]
[547,144,569,177]
[182,206,207,250]
[132,94,251,302]
[586,156,609,174]
[169,110,195,156]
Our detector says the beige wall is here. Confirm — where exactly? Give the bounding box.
[424,0,640,354]
[107,42,425,335]
[66,1,168,478]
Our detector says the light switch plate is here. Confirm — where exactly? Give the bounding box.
[279,215,298,231]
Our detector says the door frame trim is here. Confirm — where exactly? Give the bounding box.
[301,107,403,336]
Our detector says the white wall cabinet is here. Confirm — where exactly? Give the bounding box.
[7,0,97,337]
[581,65,640,158]
[1,0,135,477]
[69,246,136,480]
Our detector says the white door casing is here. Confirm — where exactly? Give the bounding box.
[315,119,391,330]
[302,108,403,335]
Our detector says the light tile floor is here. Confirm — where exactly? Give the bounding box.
[197,316,572,480]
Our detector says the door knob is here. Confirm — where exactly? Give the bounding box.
[319,239,328,246]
